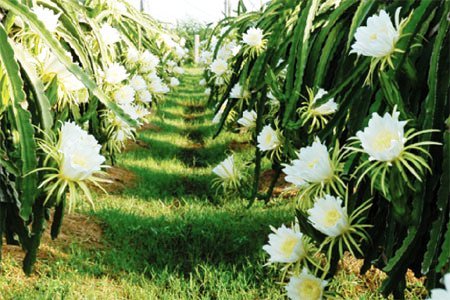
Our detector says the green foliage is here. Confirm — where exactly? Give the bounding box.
[174,19,212,61]
[0,69,294,299]
[0,0,184,274]
[0,23,38,220]
[204,0,449,297]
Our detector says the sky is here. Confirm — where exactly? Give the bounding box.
[126,0,269,24]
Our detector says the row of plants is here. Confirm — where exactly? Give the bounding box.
[203,0,449,298]
[173,19,212,65]
[0,0,186,274]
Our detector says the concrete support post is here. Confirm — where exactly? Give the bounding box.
[194,34,200,65]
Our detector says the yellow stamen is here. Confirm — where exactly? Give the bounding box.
[298,279,322,300]
[324,209,341,227]
[373,131,396,151]
[72,154,89,168]
[280,237,298,256]
[307,158,319,169]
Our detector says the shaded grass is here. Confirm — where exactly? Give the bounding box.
[94,199,292,276]
[0,68,293,299]
[0,69,428,300]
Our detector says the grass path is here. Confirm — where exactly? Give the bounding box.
[0,69,427,300]
[0,69,292,299]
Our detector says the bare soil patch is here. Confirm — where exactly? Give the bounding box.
[124,139,150,151]
[338,253,427,298]
[229,140,251,151]
[94,166,137,194]
[258,169,296,198]
[2,213,103,264]
[137,122,162,132]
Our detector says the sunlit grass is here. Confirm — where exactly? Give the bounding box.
[0,68,425,299]
[0,68,292,299]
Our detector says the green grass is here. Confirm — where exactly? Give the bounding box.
[0,68,426,300]
[0,68,293,299]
